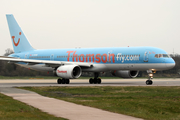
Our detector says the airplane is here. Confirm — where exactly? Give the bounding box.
[0,14,175,85]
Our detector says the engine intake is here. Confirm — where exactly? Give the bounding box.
[56,65,82,79]
[112,70,139,78]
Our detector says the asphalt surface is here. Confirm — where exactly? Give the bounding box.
[0,78,179,87]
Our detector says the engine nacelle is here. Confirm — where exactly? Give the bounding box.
[112,70,139,78]
[56,65,82,79]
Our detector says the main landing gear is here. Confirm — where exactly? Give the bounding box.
[89,72,101,84]
[57,78,70,84]
[146,70,155,85]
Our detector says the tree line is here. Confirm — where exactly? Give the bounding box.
[0,49,179,78]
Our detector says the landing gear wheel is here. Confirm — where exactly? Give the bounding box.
[89,73,102,84]
[57,78,70,84]
[65,79,70,84]
[89,78,94,84]
[62,79,66,84]
[89,78,101,84]
[146,80,153,85]
[97,78,101,84]
[57,79,62,84]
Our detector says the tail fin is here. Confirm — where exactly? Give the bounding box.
[6,14,35,53]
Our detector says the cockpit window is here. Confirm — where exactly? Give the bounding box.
[163,54,169,58]
[155,54,158,58]
[159,54,163,58]
[154,54,170,58]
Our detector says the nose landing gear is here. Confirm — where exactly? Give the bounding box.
[146,70,154,85]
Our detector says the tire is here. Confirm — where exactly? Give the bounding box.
[97,78,101,84]
[89,78,93,84]
[150,80,153,85]
[146,80,149,85]
[62,79,66,84]
[65,79,70,84]
[146,80,153,85]
[57,79,62,84]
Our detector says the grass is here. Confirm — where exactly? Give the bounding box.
[0,93,67,120]
[21,86,180,120]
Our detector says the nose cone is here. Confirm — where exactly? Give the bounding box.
[166,58,176,69]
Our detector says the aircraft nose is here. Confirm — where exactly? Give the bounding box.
[166,58,176,69]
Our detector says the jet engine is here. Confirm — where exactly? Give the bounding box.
[112,70,139,78]
[56,65,82,79]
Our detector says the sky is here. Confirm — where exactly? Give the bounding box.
[0,0,180,55]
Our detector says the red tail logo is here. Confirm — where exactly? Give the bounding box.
[12,32,21,46]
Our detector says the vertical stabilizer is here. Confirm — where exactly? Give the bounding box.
[6,14,35,53]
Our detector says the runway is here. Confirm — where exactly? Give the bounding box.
[0,78,180,87]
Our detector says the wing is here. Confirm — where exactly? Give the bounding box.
[0,56,93,68]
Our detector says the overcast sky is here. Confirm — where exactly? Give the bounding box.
[0,0,180,55]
